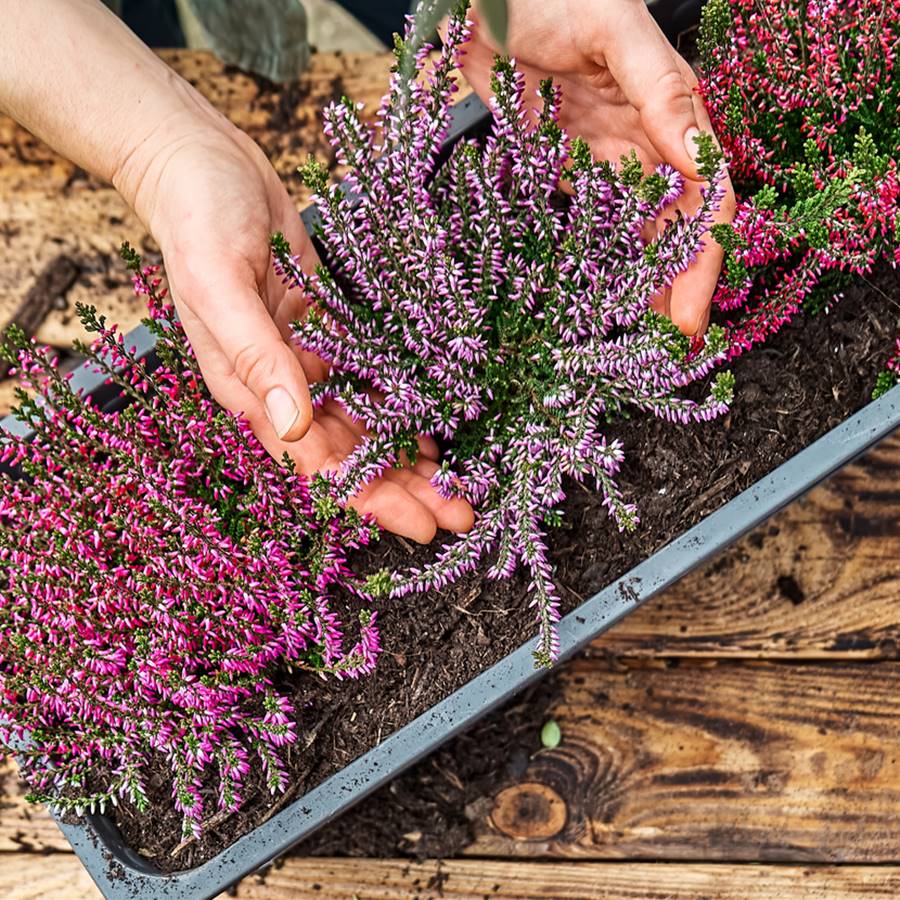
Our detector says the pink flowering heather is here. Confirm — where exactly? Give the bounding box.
[698,0,900,356]
[0,249,385,838]
[272,4,733,666]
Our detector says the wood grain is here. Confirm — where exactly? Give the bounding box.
[228,860,900,899]
[0,760,69,854]
[593,432,900,659]
[3,855,900,899]
[0,853,99,900]
[469,658,900,862]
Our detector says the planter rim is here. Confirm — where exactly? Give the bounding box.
[2,92,899,899]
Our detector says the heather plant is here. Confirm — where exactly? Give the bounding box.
[698,0,900,356]
[273,5,733,666]
[0,250,383,838]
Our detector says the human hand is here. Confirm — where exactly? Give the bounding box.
[459,0,736,335]
[114,107,472,542]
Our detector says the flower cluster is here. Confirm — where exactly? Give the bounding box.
[0,250,383,838]
[273,5,732,666]
[698,0,900,355]
[873,338,900,399]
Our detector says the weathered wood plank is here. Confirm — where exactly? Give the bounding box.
[468,659,900,862]
[0,853,99,899]
[4,855,900,899]
[10,854,900,899]
[0,50,396,360]
[594,432,900,659]
[0,760,69,854]
[235,859,900,898]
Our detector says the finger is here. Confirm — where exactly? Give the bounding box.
[668,235,721,335]
[183,268,313,442]
[417,434,440,461]
[386,459,475,533]
[650,285,670,318]
[669,96,736,335]
[598,6,702,181]
[320,397,441,462]
[265,204,333,384]
[382,466,472,534]
[414,458,474,533]
[257,408,439,542]
[349,480,439,544]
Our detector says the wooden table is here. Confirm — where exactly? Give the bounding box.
[2,51,900,899]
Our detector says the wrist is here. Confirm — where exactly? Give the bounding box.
[110,75,240,237]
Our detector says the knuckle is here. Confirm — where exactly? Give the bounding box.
[650,69,694,112]
[232,342,278,392]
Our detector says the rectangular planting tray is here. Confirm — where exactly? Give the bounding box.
[3,93,900,898]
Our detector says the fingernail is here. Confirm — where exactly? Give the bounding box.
[683,126,701,163]
[265,386,300,439]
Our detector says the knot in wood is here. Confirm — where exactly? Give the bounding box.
[490,782,567,841]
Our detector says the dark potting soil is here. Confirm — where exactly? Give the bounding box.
[105,264,899,872]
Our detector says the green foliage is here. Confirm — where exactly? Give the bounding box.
[568,136,592,173]
[752,185,779,210]
[297,154,330,195]
[692,131,724,182]
[698,0,732,66]
[644,310,692,362]
[789,162,817,199]
[618,150,644,187]
[710,223,750,288]
[119,240,143,274]
[364,569,393,598]
[873,370,899,400]
[724,83,744,134]
[637,172,672,206]
[309,473,341,521]
[704,324,727,356]
[852,126,889,181]
[712,370,736,404]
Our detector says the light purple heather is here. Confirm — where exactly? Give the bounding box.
[273,5,734,666]
[0,261,384,838]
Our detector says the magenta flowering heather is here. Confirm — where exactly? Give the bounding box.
[273,5,733,666]
[0,251,384,838]
[698,0,900,356]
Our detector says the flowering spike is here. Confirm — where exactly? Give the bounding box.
[697,0,900,357]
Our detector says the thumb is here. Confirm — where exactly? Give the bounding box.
[599,6,702,180]
[191,279,313,442]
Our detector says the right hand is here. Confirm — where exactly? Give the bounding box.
[115,103,473,543]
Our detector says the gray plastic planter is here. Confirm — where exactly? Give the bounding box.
[2,93,899,898]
